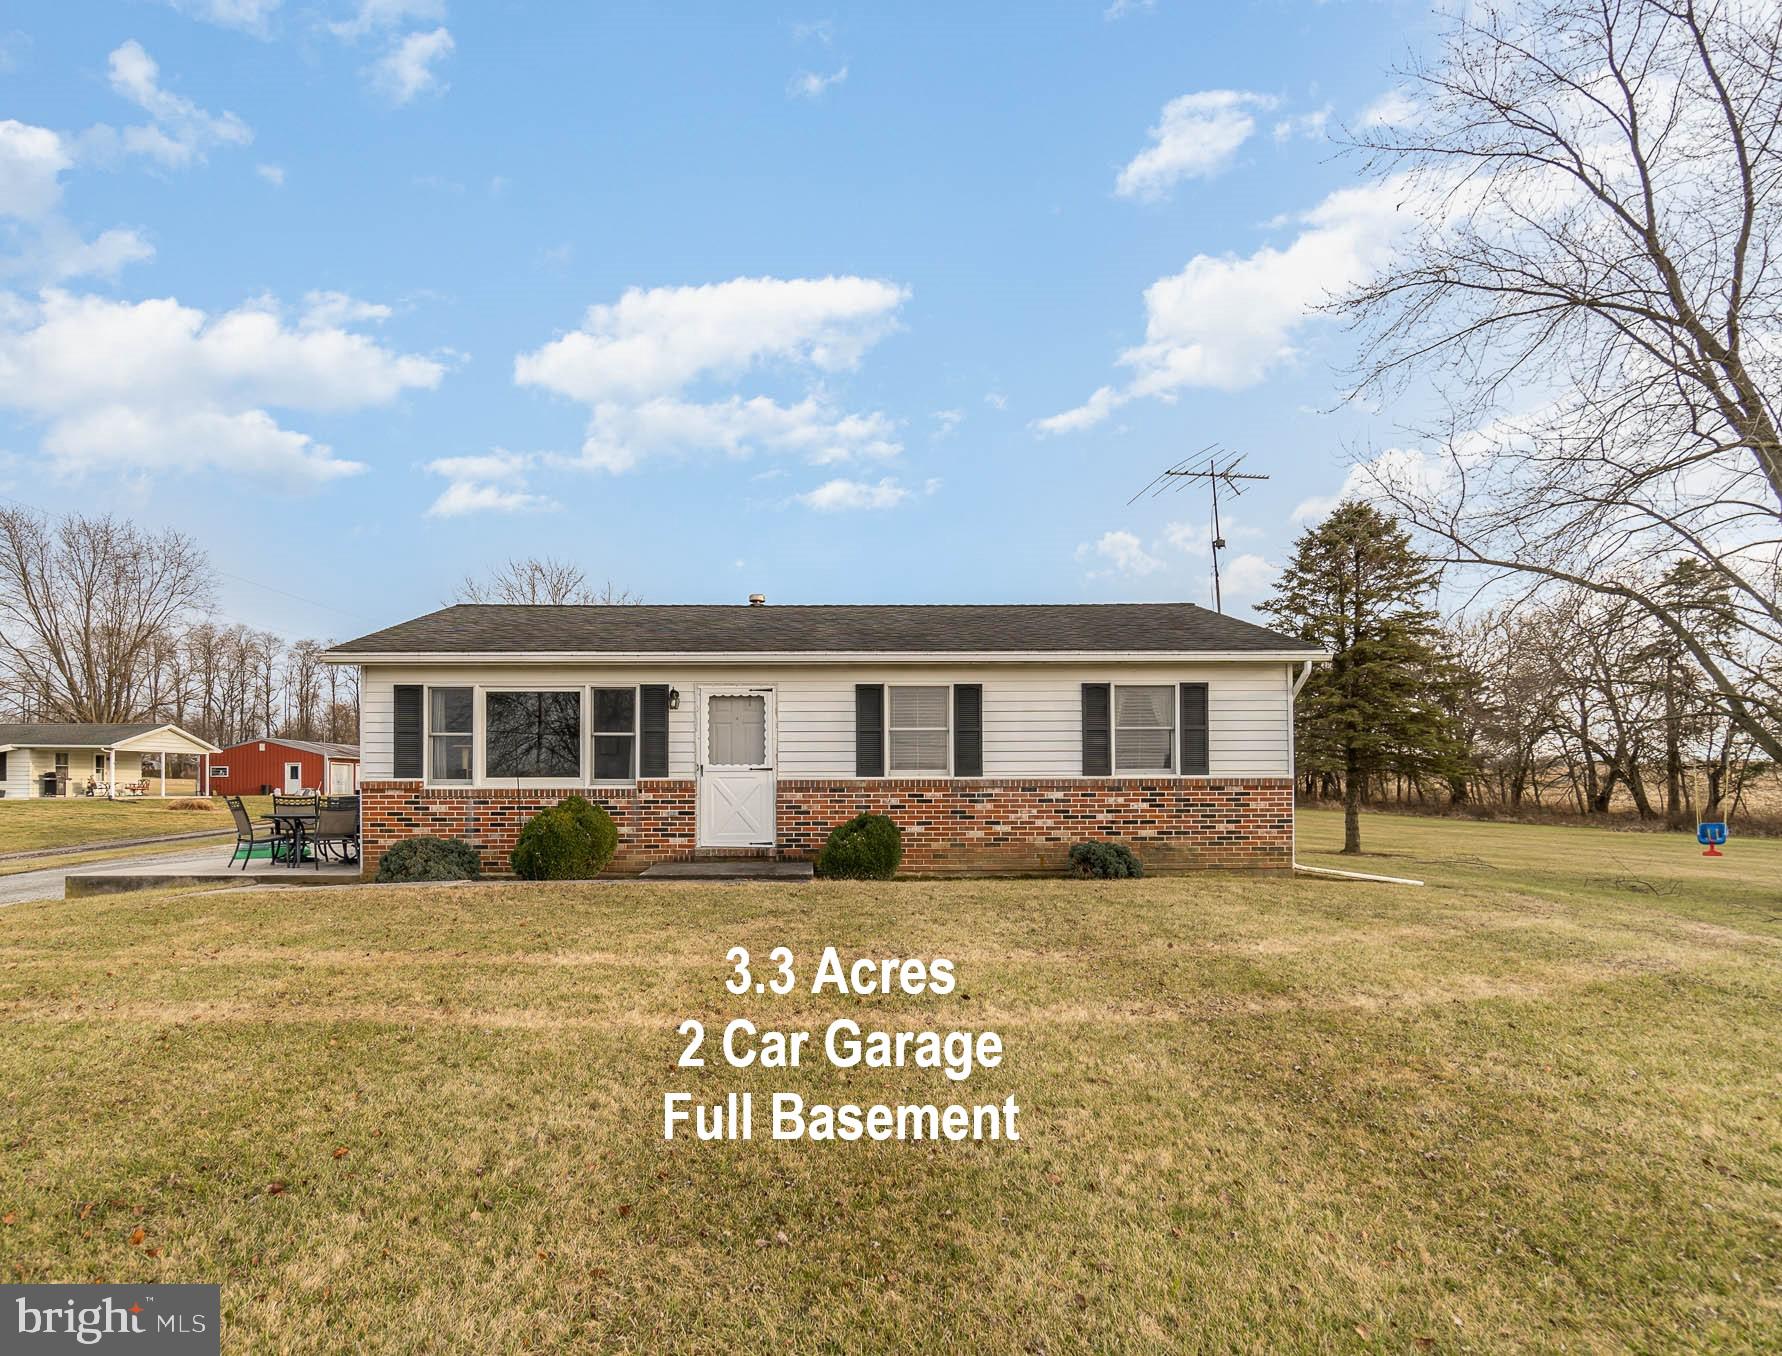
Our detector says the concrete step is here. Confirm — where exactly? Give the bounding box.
[638,859,813,881]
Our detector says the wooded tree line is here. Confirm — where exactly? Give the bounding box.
[1266,503,1776,852]
[0,506,357,746]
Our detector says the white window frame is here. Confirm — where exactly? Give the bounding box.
[885,683,953,777]
[1111,682,1176,775]
[209,764,231,780]
[477,685,587,788]
[424,685,475,787]
[590,684,640,784]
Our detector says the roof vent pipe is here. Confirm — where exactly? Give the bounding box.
[748,593,766,607]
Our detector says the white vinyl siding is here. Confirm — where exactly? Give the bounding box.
[352,661,1293,784]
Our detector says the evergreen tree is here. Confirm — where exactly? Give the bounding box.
[1263,502,1465,853]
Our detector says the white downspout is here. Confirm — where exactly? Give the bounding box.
[1286,657,1423,887]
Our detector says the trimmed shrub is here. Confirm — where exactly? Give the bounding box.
[815,812,903,880]
[511,795,618,880]
[166,797,217,811]
[375,836,482,883]
[1068,841,1144,879]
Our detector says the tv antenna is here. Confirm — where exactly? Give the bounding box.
[1129,444,1270,613]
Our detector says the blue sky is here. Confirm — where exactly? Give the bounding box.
[0,0,1435,641]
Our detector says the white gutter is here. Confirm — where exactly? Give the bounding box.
[323,648,1335,666]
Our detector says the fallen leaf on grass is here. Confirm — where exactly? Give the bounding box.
[266,1182,287,1196]
[332,1147,349,1159]
[128,1227,145,1246]
[1,1213,14,1225]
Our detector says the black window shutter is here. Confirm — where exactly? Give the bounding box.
[394,685,423,779]
[1180,682,1210,775]
[855,684,884,777]
[953,684,983,777]
[1081,683,1111,776]
[639,685,670,777]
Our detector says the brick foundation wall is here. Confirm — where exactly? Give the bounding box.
[360,781,696,877]
[777,778,1292,874]
[362,777,1292,877]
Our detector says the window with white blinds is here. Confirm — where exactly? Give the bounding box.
[888,685,950,773]
[1114,684,1174,772]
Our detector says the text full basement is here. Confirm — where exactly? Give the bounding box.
[664,1092,1023,1142]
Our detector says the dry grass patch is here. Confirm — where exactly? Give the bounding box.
[0,813,1778,1353]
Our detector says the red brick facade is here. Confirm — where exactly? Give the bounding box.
[360,777,1292,877]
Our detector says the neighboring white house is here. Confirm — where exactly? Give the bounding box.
[324,601,1326,876]
[0,722,221,799]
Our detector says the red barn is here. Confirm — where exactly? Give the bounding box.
[206,738,360,797]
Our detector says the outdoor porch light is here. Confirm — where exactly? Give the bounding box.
[668,688,680,710]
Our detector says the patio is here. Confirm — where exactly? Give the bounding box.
[63,843,362,897]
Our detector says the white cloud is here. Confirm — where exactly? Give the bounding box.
[329,0,444,39]
[107,40,252,167]
[0,120,71,220]
[31,227,154,282]
[1116,91,1276,201]
[0,289,443,481]
[788,65,848,99]
[1076,529,1163,578]
[1037,175,1415,431]
[791,19,835,44]
[300,289,392,329]
[0,121,154,284]
[424,448,556,517]
[517,275,908,476]
[1032,384,1120,436]
[517,276,906,402]
[163,0,284,36]
[256,162,285,186]
[932,408,963,437]
[983,391,1007,410]
[1358,88,1419,129]
[796,476,909,511]
[1273,106,1332,143]
[1103,0,1156,17]
[370,26,454,104]
[1221,552,1277,601]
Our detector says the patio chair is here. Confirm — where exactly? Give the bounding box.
[225,794,284,870]
[312,796,360,868]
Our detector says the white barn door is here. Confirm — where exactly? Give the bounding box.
[696,687,775,849]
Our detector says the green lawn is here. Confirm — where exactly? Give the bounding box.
[0,794,271,857]
[0,811,1777,1352]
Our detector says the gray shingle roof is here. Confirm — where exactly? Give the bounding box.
[0,722,163,747]
[222,737,359,759]
[324,603,1314,657]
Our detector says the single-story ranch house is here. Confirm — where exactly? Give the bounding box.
[322,601,1327,876]
[0,722,220,799]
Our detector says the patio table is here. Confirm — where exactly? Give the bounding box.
[266,808,317,865]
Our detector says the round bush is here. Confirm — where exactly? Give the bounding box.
[511,794,618,880]
[375,835,482,883]
[815,812,903,880]
[1068,841,1144,879]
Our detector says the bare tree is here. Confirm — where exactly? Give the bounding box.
[1338,0,1782,761]
[0,507,213,722]
[454,556,639,606]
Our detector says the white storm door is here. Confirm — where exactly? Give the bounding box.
[284,762,303,793]
[696,687,775,848]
